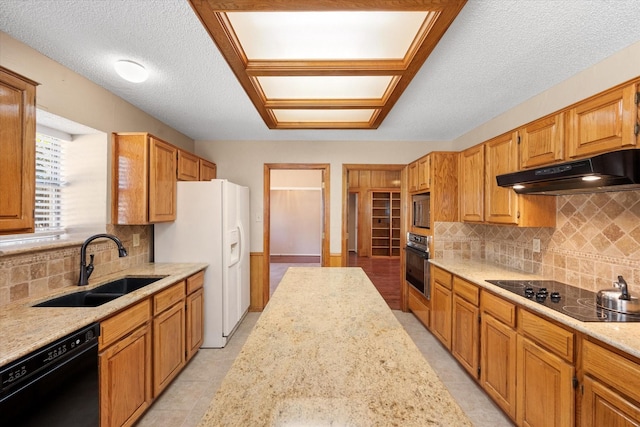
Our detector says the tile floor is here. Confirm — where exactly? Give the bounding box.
[138,311,513,427]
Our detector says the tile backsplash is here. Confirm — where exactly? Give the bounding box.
[0,225,151,306]
[435,191,640,295]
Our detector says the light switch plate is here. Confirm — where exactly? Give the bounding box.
[133,233,140,247]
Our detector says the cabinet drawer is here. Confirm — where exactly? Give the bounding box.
[482,291,516,327]
[453,276,479,306]
[153,281,186,314]
[408,285,430,328]
[100,299,151,350]
[519,309,574,362]
[186,270,205,294]
[433,265,452,290]
[583,339,640,404]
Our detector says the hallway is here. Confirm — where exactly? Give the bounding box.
[349,252,401,309]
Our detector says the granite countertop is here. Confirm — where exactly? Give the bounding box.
[430,259,640,359]
[0,262,207,367]
[199,267,472,427]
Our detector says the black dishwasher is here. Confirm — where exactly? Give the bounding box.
[0,322,100,426]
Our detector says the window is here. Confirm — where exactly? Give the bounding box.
[0,112,108,247]
[34,132,65,234]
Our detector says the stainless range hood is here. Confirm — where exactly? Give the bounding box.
[496,149,640,195]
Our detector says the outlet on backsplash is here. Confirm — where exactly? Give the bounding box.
[532,238,541,253]
[133,233,140,247]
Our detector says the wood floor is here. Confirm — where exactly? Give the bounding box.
[348,252,401,310]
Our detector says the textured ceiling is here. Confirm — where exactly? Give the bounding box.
[1,0,640,142]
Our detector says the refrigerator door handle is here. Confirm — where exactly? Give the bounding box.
[228,227,241,267]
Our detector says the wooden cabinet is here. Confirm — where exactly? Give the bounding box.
[370,191,400,257]
[567,81,638,159]
[407,285,430,328]
[0,67,37,235]
[112,133,177,224]
[199,158,217,181]
[430,265,452,349]
[484,131,556,227]
[177,149,199,181]
[484,131,519,224]
[451,277,479,379]
[582,339,640,427]
[480,291,517,420]
[459,144,484,222]
[152,281,186,397]
[417,155,430,191]
[519,113,564,169]
[99,299,152,427]
[408,161,419,193]
[186,271,205,361]
[516,310,575,427]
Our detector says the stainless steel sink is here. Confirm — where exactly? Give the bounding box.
[33,276,166,307]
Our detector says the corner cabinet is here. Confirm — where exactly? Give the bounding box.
[0,67,37,235]
[112,133,177,224]
[199,159,217,181]
[370,191,400,257]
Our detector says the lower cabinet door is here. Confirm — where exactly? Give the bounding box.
[99,323,152,427]
[582,375,640,427]
[481,313,517,420]
[430,282,452,349]
[516,336,574,427]
[186,288,204,361]
[153,301,186,397]
[451,294,479,378]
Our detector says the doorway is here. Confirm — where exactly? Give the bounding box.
[263,164,330,305]
[342,164,405,309]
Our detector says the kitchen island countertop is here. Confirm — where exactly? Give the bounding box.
[199,267,471,427]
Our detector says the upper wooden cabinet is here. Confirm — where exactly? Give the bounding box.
[177,149,199,181]
[408,161,419,193]
[567,81,638,159]
[0,67,37,235]
[112,132,177,224]
[485,131,556,227]
[459,144,484,223]
[519,112,565,169]
[199,159,217,181]
[417,155,431,191]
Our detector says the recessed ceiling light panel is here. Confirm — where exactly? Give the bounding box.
[257,76,393,100]
[227,11,429,60]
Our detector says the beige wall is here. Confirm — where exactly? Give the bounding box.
[451,40,640,151]
[195,140,448,253]
[0,32,193,306]
[0,31,194,151]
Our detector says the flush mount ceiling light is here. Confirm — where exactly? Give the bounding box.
[114,60,149,83]
[188,0,467,130]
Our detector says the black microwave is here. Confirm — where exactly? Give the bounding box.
[412,193,430,229]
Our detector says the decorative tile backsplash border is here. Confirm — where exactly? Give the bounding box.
[434,191,640,295]
[0,225,151,306]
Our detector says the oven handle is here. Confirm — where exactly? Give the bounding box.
[404,245,429,259]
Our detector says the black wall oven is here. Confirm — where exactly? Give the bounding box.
[405,233,431,299]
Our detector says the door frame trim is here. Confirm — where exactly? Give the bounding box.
[263,163,330,306]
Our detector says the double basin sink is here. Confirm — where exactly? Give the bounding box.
[34,276,167,308]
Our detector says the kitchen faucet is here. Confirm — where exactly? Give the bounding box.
[78,233,128,286]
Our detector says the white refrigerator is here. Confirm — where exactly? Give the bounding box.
[154,179,250,348]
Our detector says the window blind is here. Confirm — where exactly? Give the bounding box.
[34,133,65,233]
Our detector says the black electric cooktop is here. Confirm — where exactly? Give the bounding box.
[485,279,640,322]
